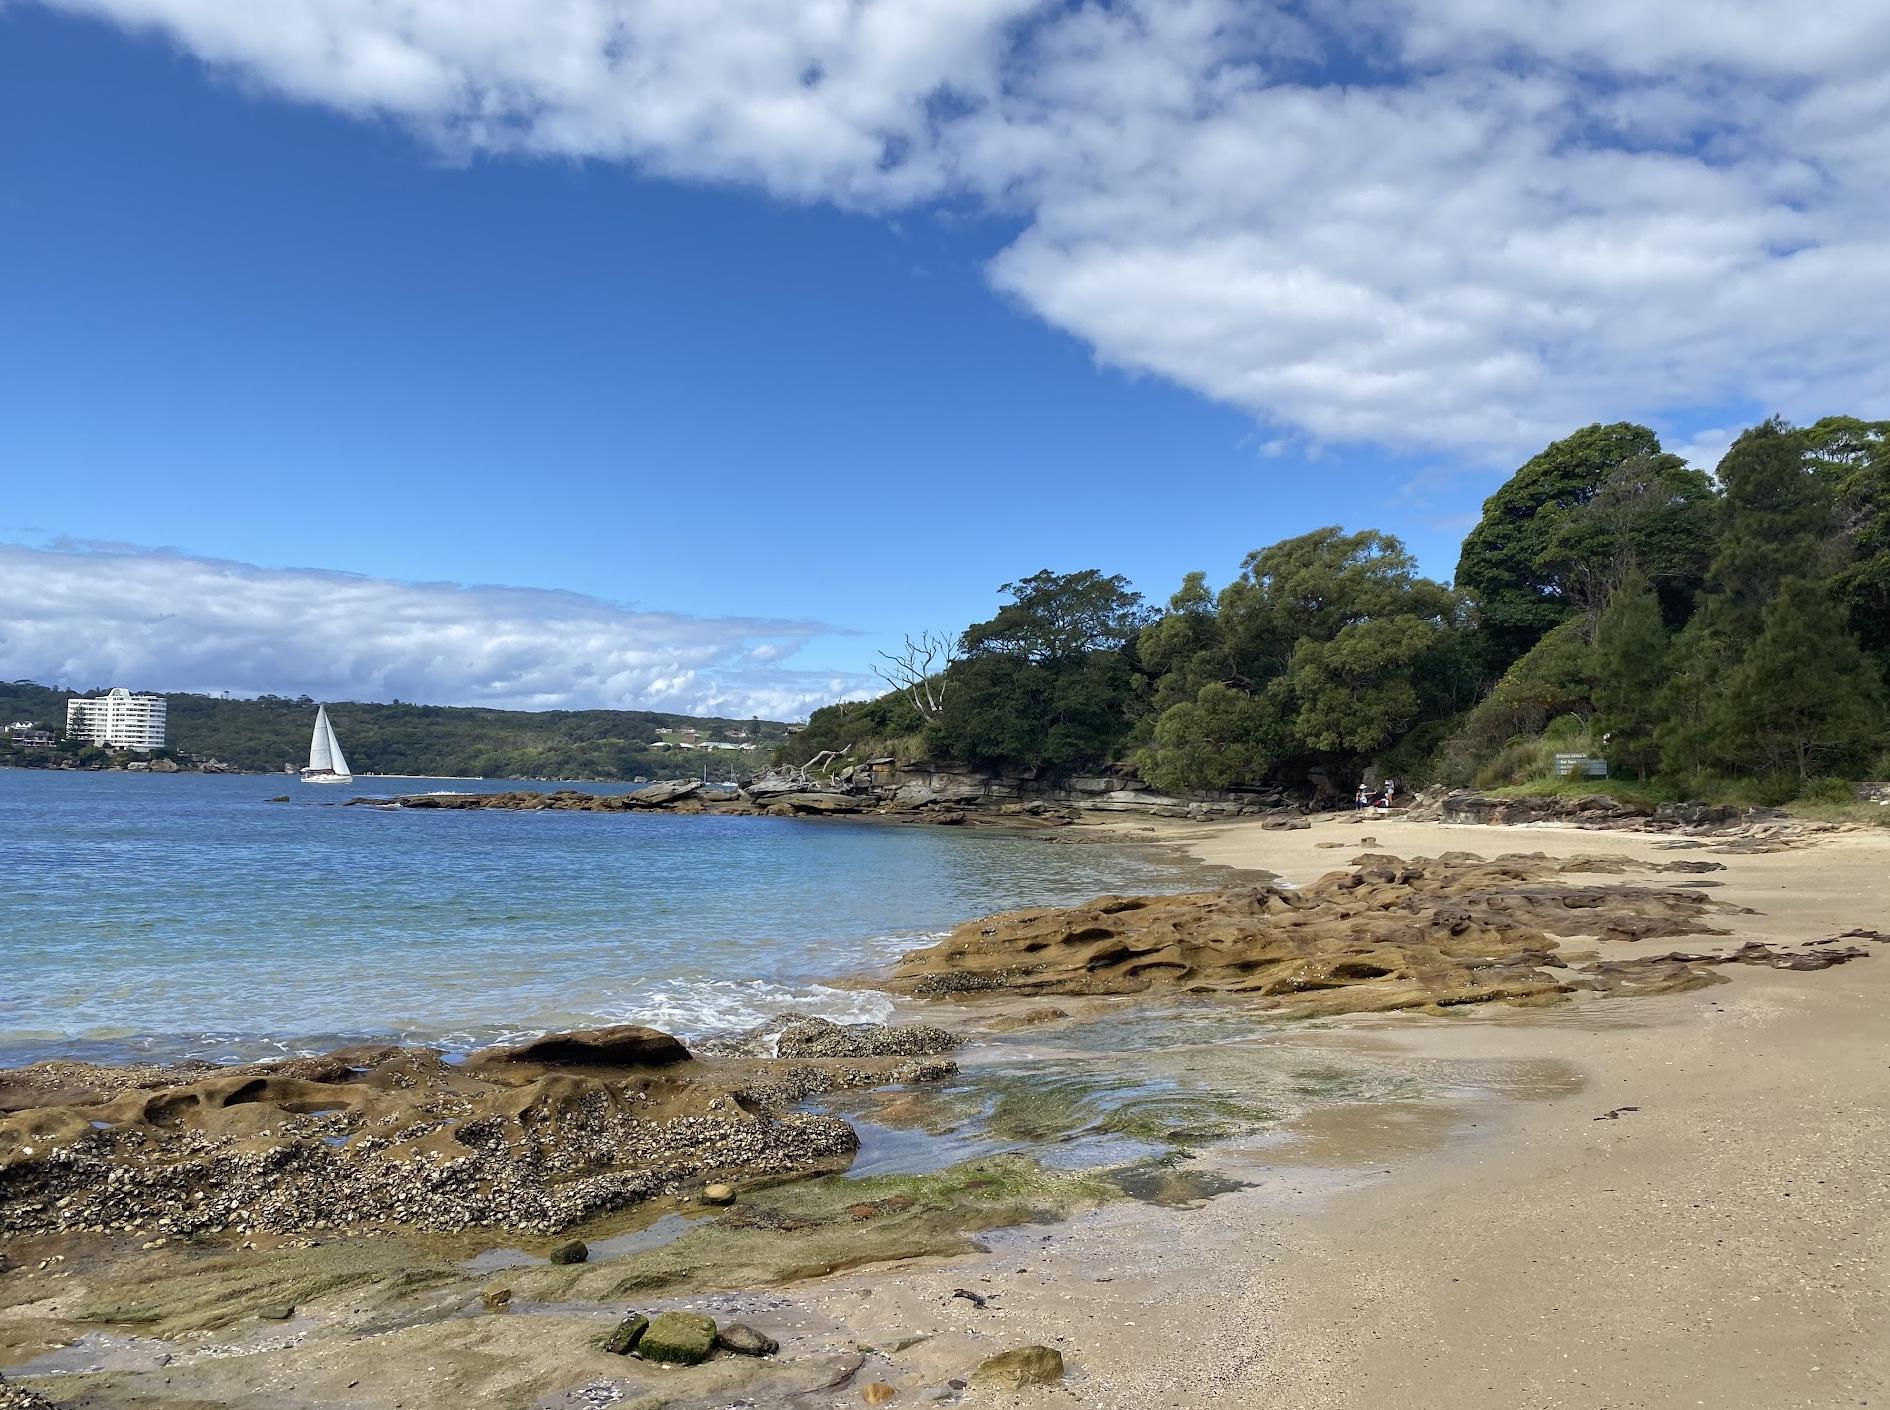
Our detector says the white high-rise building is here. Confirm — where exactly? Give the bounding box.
[66,688,168,751]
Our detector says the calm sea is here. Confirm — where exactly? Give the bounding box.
[0,771,1201,1067]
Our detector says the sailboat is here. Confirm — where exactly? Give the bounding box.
[300,705,354,784]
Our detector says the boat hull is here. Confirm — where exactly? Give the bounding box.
[299,772,353,785]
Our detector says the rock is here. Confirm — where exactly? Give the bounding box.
[774,1017,962,1060]
[0,1374,54,1409]
[764,791,868,814]
[973,1346,1064,1389]
[862,1384,897,1405]
[701,1183,736,1205]
[482,1287,512,1311]
[638,1310,719,1365]
[984,1006,1069,1033]
[473,1024,690,1069]
[891,851,1733,1016]
[625,779,704,807]
[256,1303,295,1320]
[548,1239,588,1265]
[1259,814,1310,830]
[603,1313,649,1355]
[716,1323,779,1356]
[265,795,290,803]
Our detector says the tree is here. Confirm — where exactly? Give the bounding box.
[1804,416,1890,666]
[927,651,1137,772]
[872,630,957,721]
[1711,579,1883,781]
[1591,570,1669,780]
[1138,527,1461,789]
[1534,452,1717,629]
[1288,616,1440,755]
[1138,683,1289,793]
[1706,418,1835,635]
[1456,422,1670,671]
[960,569,1150,664]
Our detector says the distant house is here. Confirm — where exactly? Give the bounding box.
[7,724,54,749]
[66,688,168,751]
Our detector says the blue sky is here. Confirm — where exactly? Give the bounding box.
[3,1,1884,716]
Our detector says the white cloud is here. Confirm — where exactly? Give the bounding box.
[1,541,871,717]
[34,0,1890,459]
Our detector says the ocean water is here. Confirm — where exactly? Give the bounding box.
[0,771,1204,1067]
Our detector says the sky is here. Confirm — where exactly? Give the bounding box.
[2,0,1886,717]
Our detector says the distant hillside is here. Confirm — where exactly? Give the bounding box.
[0,681,790,780]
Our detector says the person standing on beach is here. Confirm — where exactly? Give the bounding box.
[1356,783,1371,813]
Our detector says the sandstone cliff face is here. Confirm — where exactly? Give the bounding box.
[889,851,1745,1017]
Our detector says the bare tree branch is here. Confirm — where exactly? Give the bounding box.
[872,630,957,720]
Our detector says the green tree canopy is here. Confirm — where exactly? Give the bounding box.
[1455,422,1672,670]
[1711,578,1883,780]
[1592,569,1669,780]
[960,569,1149,664]
[1707,418,1836,634]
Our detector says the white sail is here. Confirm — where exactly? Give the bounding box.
[308,706,334,773]
[324,712,351,778]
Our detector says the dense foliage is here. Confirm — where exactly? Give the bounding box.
[784,415,1889,802]
[0,681,788,780]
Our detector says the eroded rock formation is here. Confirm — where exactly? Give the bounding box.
[890,851,1754,1016]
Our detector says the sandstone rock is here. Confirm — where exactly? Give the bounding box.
[862,1383,897,1405]
[984,1006,1069,1033]
[256,1303,294,1320]
[603,1313,649,1354]
[625,779,703,807]
[639,1310,719,1365]
[548,1239,588,1265]
[974,1345,1064,1389]
[473,1024,690,1069]
[716,1323,779,1356]
[764,792,868,814]
[891,852,1734,1016]
[482,1287,512,1311]
[701,1183,735,1205]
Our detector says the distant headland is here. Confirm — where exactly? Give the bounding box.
[0,680,793,782]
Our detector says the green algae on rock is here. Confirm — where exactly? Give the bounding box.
[639,1310,719,1364]
[975,1345,1066,1388]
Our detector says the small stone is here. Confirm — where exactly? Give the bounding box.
[638,1310,718,1365]
[603,1313,649,1355]
[482,1287,512,1311]
[548,1239,589,1265]
[256,1304,295,1321]
[716,1323,778,1357]
[973,1346,1064,1389]
[862,1384,897,1405]
[701,1184,736,1205]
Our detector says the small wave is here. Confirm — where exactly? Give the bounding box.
[603,980,896,1039]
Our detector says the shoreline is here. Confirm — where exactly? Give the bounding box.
[3,814,1885,1407]
[1040,810,1890,1406]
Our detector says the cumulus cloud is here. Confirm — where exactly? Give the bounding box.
[0,541,871,718]
[34,0,1890,458]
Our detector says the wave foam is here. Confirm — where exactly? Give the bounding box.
[605,980,896,1039]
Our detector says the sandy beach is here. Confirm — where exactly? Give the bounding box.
[855,811,1889,1409]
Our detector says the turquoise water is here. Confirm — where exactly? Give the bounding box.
[0,771,1202,1066]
